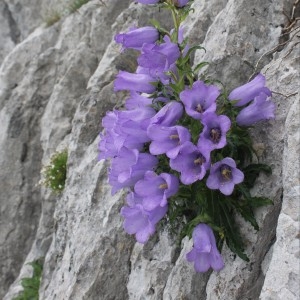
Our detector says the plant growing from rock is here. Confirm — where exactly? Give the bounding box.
[42,0,92,27]
[67,0,91,14]
[13,260,43,300]
[41,149,68,193]
[99,0,275,273]
[42,7,62,27]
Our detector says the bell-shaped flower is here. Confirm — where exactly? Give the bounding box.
[98,105,156,159]
[134,171,179,211]
[118,106,156,133]
[180,81,219,120]
[114,71,156,94]
[109,147,158,194]
[99,111,140,160]
[198,113,231,150]
[99,131,134,160]
[121,192,167,244]
[186,224,224,272]
[148,101,183,128]
[147,125,191,158]
[114,26,159,51]
[170,142,211,184]
[228,73,272,107]
[138,40,180,69]
[206,157,244,195]
[236,92,275,126]
[125,92,153,110]
[137,37,180,83]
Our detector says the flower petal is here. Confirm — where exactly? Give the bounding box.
[143,195,165,211]
[136,225,155,244]
[232,168,244,184]
[186,248,197,262]
[194,252,210,273]
[206,172,220,190]
[209,247,225,271]
[219,182,235,195]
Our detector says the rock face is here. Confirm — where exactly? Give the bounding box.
[0,0,299,299]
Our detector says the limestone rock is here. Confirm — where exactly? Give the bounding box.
[0,1,19,64]
[259,39,300,300]
[0,0,299,299]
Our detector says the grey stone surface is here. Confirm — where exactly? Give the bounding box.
[0,0,299,299]
[4,0,44,40]
[0,0,53,65]
[0,24,60,299]
[259,39,300,300]
[0,1,19,64]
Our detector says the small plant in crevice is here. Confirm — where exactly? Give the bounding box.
[42,0,93,27]
[13,260,43,300]
[66,0,91,14]
[43,7,62,27]
[41,149,68,193]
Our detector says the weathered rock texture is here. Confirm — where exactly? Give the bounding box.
[0,0,299,299]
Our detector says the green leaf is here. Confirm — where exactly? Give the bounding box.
[179,45,206,65]
[186,45,206,56]
[239,207,259,231]
[219,200,249,261]
[237,184,252,200]
[149,18,161,29]
[177,185,192,199]
[249,197,273,207]
[243,163,272,174]
[243,163,272,188]
[193,62,209,74]
[168,83,182,95]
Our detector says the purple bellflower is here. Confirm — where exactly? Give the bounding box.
[99,130,141,161]
[180,81,219,120]
[198,113,231,150]
[134,171,179,211]
[114,26,159,51]
[147,125,191,158]
[98,111,120,159]
[148,101,183,127]
[98,106,156,159]
[114,71,156,94]
[170,141,211,184]
[236,92,275,126]
[138,36,180,75]
[137,36,180,83]
[206,157,244,195]
[99,111,142,160]
[138,37,180,68]
[186,224,224,273]
[109,147,158,194]
[118,106,156,134]
[121,192,167,243]
[125,92,153,110]
[228,73,272,107]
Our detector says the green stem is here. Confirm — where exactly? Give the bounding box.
[170,7,179,41]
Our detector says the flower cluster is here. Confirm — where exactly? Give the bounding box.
[99,0,275,273]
